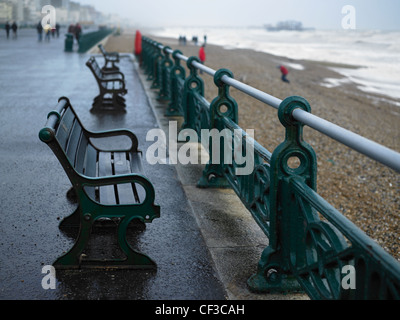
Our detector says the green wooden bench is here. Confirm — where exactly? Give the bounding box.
[86,56,127,112]
[98,44,120,72]
[39,97,160,269]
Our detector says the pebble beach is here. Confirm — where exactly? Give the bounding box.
[104,31,400,261]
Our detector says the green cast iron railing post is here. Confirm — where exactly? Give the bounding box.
[197,69,238,188]
[151,43,163,89]
[248,96,317,294]
[146,40,157,80]
[180,56,205,133]
[142,37,151,74]
[166,50,186,116]
[140,37,150,71]
[157,46,173,102]
[143,37,153,73]
[145,40,159,81]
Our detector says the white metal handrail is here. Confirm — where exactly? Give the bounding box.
[159,43,400,173]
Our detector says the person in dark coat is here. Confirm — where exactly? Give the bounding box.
[37,22,43,41]
[68,24,75,34]
[11,21,17,39]
[74,23,82,42]
[55,23,60,38]
[5,22,10,39]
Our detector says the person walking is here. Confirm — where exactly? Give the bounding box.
[279,65,290,83]
[198,44,206,74]
[55,23,60,38]
[68,24,75,35]
[74,23,82,43]
[36,22,43,42]
[45,27,51,42]
[5,22,10,39]
[11,21,18,39]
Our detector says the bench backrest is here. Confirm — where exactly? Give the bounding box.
[39,97,97,181]
[86,57,103,79]
[98,44,107,55]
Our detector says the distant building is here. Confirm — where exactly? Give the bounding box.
[0,0,122,26]
[265,20,312,31]
[0,2,13,23]
[50,0,62,7]
[9,0,24,23]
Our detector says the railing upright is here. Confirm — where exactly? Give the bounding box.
[165,50,186,116]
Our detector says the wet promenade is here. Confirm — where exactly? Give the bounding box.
[0,29,226,300]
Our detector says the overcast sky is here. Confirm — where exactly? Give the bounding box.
[77,0,400,30]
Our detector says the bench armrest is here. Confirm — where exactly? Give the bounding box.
[98,44,119,56]
[82,173,149,186]
[102,70,125,79]
[101,76,125,82]
[84,128,139,152]
[81,174,158,209]
[105,52,119,58]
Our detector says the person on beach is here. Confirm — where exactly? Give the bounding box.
[5,22,10,39]
[199,44,206,74]
[278,65,290,83]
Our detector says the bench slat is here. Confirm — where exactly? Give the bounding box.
[84,144,97,177]
[56,107,75,150]
[128,152,146,203]
[83,143,97,201]
[75,134,88,174]
[66,120,82,165]
[113,152,137,204]
[98,152,117,205]
[129,152,143,173]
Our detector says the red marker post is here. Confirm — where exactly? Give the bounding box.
[135,30,142,64]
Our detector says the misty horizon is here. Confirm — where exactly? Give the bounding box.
[75,0,400,31]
